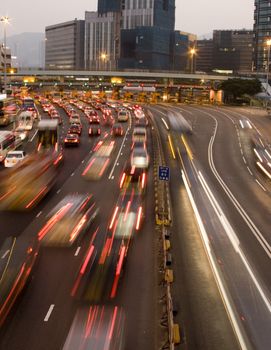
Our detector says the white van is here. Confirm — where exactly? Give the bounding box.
[18,111,34,131]
[4,150,26,168]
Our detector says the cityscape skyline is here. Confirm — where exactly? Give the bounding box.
[1,0,254,37]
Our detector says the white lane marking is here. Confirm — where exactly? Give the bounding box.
[108,127,130,179]
[30,129,38,142]
[247,167,253,176]
[71,172,75,177]
[82,160,85,164]
[56,189,61,194]
[36,211,42,218]
[74,247,81,256]
[207,114,271,258]
[242,156,247,164]
[44,304,55,322]
[255,180,266,192]
[1,250,10,259]
[161,117,170,130]
[111,176,115,180]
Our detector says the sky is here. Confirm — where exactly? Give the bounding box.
[1,0,254,37]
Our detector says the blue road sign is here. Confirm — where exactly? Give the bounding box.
[159,166,170,181]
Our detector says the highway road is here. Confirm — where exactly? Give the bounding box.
[0,100,271,350]
[0,101,157,350]
[149,104,271,350]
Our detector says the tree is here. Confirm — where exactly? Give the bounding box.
[219,78,262,103]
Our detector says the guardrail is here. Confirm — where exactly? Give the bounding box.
[148,109,180,349]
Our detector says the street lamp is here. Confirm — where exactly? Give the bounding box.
[190,47,196,74]
[265,39,271,93]
[0,16,10,94]
[100,53,107,70]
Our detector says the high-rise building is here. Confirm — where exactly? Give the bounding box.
[0,45,11,72]
[119,0,176,70]
[85,11,121,70]
[212,30,253,73]
[172,31,197,72]
[98,0,121,14]
[253,0,271,72]
[45,19,85,70]
[196,39,213,73]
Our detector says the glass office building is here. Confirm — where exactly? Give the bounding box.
[119,0,176,70]
[253,0,271,71]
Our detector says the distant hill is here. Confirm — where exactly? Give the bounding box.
[6,32,45,68]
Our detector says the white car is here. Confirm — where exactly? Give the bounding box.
[118,110,129,122]
[4,150,26,168]
[131,148,149,169]
[132,127,147,143]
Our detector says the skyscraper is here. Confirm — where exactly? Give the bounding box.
[45,20,85,70]
[98,0,121,14]
[119,0,176,70]
[253,0,271,72]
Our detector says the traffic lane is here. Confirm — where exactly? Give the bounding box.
[115,154,156,350]
[175,105,271,269]
[0,142,127,349]
[221,106,271,141]
[148,106,240,350]
[0,107,101,243]
[195,108,271,284]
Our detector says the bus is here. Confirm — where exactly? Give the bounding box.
[0,96,20,126]
[0,131,16,162]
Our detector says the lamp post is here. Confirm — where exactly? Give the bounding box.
[266,39,271,93]
[100,53,107,71]
[190,47,196,74]
[0,16,10,94]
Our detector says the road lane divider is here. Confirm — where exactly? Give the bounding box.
[44,304,55,322]
[108,126,130,180]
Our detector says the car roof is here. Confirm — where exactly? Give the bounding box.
[7,150,25,155]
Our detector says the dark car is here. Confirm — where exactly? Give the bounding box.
[68,124,82,135]
[89,125,101,136]
[111,123,124,136]
[64,133,80,146]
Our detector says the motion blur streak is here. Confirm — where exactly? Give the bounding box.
[38,203,73,241]
[99,238,111,265]
[109,207,119,230]
[257,161,271,179]
[69,215,87,243]
[99,158,110,177]
[120,173,126,188]
[0,186,16,202]
[141,172,146,189]
[82,158,96,176]
[0,263,25,320]
[181,135,193,160]
[168,134,176,159]
[108,306,118,340]
[25,186,47,209]
[80,245,95,275]
[136,206,143,230]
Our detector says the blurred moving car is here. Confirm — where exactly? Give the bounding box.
[4,150,26,168]
[117,110,129,122]
[132,127,147,143]
[39,193,99,246]
[63,306,125,350]
[0,153,58,210]
[131,148,149,169]
[0,236,39,326]
[112,123,124,136]
[89,125,101,136]
[64,133,80,147]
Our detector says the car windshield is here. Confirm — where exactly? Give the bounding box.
[7,153,23,158]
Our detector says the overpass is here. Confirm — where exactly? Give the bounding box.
[0,69,230,88]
